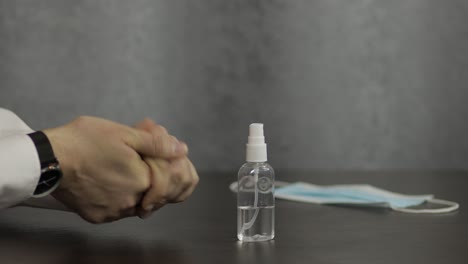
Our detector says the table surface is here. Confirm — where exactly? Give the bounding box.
[0,170,466,264]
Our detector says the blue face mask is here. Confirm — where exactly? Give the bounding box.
[274,182,458,214]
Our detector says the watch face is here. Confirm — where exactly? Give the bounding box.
[34,167,62,196]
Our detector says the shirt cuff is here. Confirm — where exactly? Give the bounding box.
[0,134,41,208]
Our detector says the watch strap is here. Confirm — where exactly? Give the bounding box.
[27,131,56,168]
[27,131,62,196]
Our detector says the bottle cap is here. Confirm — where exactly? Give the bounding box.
[246,123,267,162]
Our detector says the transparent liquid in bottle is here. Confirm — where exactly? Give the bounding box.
[237,205,275,242]
[237,162,275,242]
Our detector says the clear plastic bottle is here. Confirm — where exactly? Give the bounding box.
[237,123,275,242]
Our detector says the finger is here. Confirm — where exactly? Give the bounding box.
[125,127,188,159]
[135,119,189,158]
[137,159,197,218]
[134,118,168,135]
[130,158,152,192]
[137,200,166,219]
[167,158,192,203]
[134,118,158,132]
[133,119,171,218]
[174,159,199,202]
[137,158,185,218]
[139,158,170,212]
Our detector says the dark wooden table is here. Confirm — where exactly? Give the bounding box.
[0,171,466,264]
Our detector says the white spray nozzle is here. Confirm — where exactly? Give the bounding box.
[246,123,267,162]
[248,123,265,144]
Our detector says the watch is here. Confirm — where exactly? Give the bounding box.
[27,131,63,197]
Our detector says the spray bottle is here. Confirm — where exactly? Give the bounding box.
[237,123,275,242]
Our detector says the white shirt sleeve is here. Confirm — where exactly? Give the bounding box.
[0,108,68,210]
[0,133,40,208]
[0,108,39,208]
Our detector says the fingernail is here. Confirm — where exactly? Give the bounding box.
[174,142,188,154]
[144,204,154,211]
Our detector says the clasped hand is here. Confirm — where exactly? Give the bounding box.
[44,116,199,223]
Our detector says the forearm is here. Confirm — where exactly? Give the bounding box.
[0,134,40,208]
[0,108,68,210]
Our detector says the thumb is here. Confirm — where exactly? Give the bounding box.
[127,119,188,159]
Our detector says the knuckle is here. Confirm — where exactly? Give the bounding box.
[182,177,191,187]
[159,190,171,202]
[182,174,194,187]
[171,170,184,185]
[170,158,185,170]
[152,125,168,135]
[123,156,145,176]
[126,166,152,192]
[145,188,166,205]
[193,174,200,186]
[123,146,140,160]
[120,197,138,211]
[139,170,151,191]
[72,116,91,129]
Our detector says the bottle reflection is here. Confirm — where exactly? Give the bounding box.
[235,240,276,263]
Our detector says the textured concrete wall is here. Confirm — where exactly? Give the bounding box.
[1,0,467,170]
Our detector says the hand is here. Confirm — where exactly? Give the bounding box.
[138,157,199,219]
[133,119,199,219]
[44,116,187,223]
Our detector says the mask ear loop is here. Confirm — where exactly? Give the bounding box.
[392,198,459,214]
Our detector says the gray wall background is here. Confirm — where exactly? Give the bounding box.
[0,0,467,171]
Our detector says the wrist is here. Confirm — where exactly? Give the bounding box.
[43,127,74,190]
